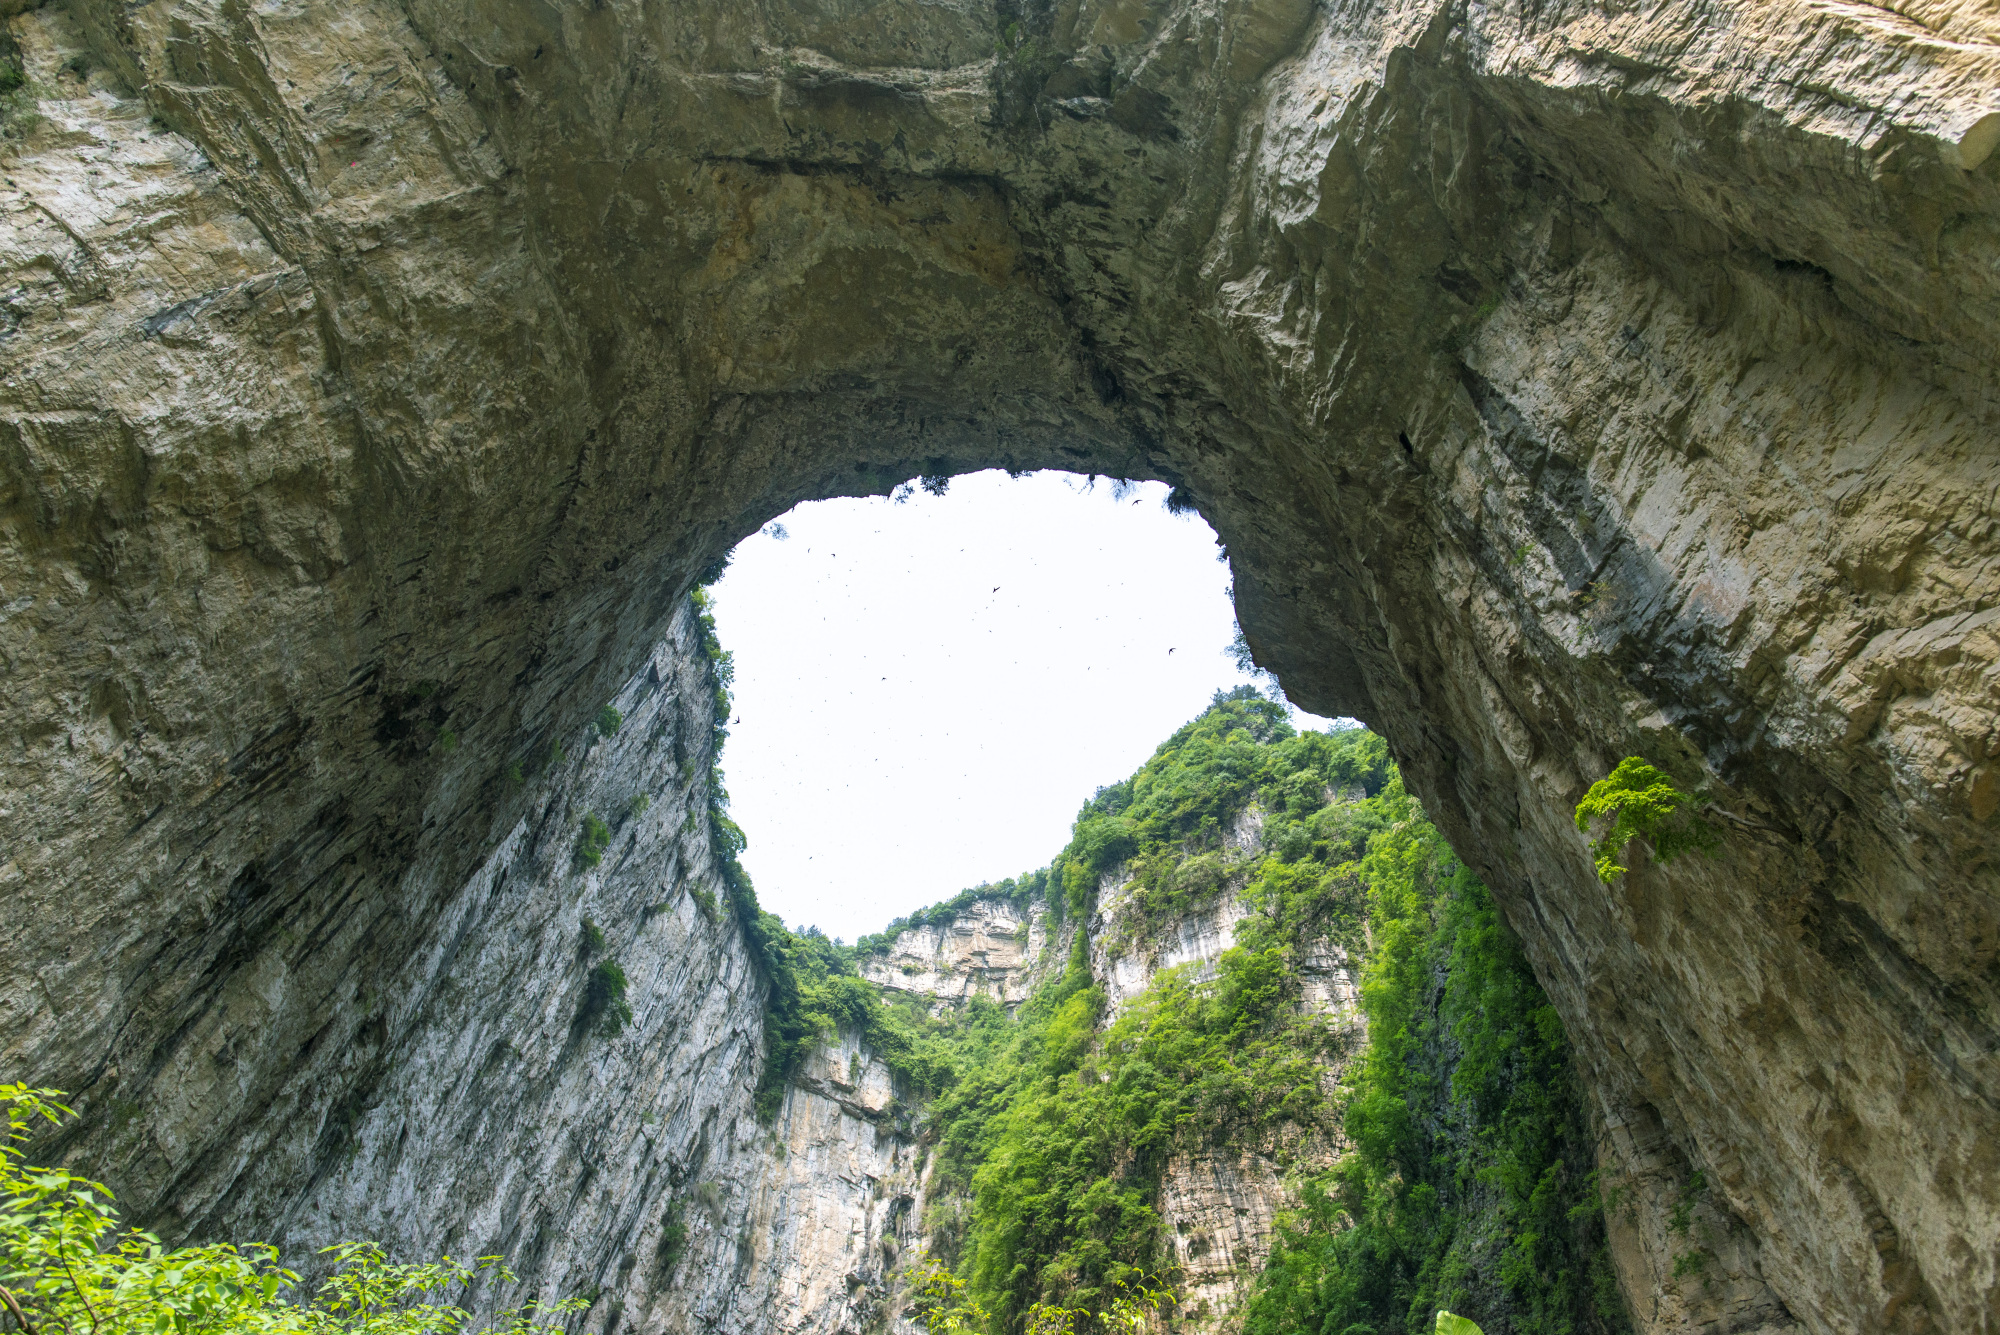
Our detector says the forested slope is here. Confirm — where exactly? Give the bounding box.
[743,691,1633,1335]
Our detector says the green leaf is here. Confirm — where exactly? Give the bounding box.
[1436,1312,1484,1335]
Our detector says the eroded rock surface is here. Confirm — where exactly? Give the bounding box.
[859,897,1054,1008]
[3,0,1997,1330]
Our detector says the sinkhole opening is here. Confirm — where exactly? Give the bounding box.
[700,468,1339,942]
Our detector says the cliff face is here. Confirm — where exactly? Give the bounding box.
[866,809,1362,1335]
[2,0,1996,1330]
[0,588,918,1335]
[859,898,1055,1010]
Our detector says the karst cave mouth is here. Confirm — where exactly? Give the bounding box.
[698,468,1324,941]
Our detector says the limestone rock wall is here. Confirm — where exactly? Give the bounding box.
[858,897,1055,1009]
[3,0,1997,1329]
[735,1034,934,1335]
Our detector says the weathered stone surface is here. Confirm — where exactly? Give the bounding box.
[859,897,1054,1008]
[3,0,1997,1330]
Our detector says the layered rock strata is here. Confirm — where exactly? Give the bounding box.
[858,898,1054,1009]
[2,0,1997,1329]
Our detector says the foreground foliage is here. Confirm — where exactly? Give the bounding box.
[0,1087,583,1335]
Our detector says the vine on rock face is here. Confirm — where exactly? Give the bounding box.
[1573,758,1719,883]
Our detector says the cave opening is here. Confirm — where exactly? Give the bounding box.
[698,467,1337,941]
[660,469,1628,1335]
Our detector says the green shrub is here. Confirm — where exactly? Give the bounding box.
[627,792,650,820]
[438,728,458,754]
[583,960,633,1037]
[505,759,525,785]
[689,885,718,919]
[657,1204,689,1270]
[0,1084,584,1333]
[596,705,622,737]
[577,813,611,868]
[910,1258,988,1335]
[1574,758,1719,883]
[581,917,607,954]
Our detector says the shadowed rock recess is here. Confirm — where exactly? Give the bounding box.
[0,0,1995,1329]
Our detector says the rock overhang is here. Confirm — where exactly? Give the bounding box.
[3,0,1998,1330]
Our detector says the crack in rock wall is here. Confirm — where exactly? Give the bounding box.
[2,0,1997,1330]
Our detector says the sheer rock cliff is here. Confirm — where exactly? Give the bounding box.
[2,0,1997,1330]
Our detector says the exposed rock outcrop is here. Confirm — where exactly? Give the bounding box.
[3,0,1996,1330]
[859,898,1053,1009]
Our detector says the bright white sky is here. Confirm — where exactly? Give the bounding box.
[705,470,1336,943]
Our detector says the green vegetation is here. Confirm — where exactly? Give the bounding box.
[438,728,458,754]
[1,47,41,140]
[657,1205,689,1271]
[676,583,1623,1335]
[1573,758,1718,883]
[726,688,1622,1335]
[0,1085,584,1334]
[595,705,622,738]
[627,793,650,820]
[576,813,611,868]
[582,960,632,1038]
[580,917,607,954]
[1244,788,1627,1335]
[909,1258,989,1335]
